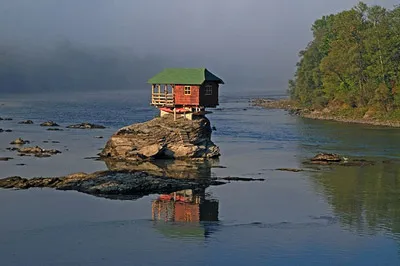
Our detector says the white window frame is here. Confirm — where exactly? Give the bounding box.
[205,84,213,96]
[184,86,191,95]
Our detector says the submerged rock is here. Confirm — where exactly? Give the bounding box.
[67,123,106,129]
[0,157,13,161]
[100,115,220,161]
[10,138,30,145]
[18,120,34,124]
[47,128,63,131]
[40,121,59,127]
[305,153,375,167]
[276,168,305,172]
[219,177,265,182]
[0,171,225,200]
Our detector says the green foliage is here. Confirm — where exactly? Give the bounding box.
[290,2,400,119]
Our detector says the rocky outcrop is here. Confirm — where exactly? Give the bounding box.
[100,115,220,161]
[10,138,30,145]
[311,153,342,162]
[14,146,61,157]
[40,121,59,127]
[0,171,225,200]
[67,123,105,129]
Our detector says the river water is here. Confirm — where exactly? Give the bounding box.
[1,88,400,265]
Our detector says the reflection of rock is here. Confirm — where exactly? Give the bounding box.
[18,120,34,124]
[103,158,216,179]
[40,121,59,127]
[10,138,30,145]
[66,123,105,129]
[0,171,225,200]
[100,116,220,161]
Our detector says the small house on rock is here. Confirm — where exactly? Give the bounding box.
[148,68,224,119]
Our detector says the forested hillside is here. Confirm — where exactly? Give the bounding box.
[289,2,400,118]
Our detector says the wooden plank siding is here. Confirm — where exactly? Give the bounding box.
[174,85,200,106]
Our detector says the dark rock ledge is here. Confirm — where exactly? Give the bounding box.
[67,123,106,129]
[0,171,224,200]
[0,170,265,200]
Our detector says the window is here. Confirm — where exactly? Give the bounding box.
[184,86,191,95]
[205,84,213,95]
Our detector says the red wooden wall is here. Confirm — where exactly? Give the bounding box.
[174,82,219,107]
[174,85,200,106]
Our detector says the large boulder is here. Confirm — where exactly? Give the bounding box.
[100,115,220,161]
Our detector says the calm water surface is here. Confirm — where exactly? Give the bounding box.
[1,89,400,265]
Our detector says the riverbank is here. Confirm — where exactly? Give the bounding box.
[253,98,400,128]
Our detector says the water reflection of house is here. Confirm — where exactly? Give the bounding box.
[152,189,219,223]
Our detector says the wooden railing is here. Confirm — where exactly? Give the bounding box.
[151,92,174,106]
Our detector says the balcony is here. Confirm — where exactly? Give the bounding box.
[151,92,174,107]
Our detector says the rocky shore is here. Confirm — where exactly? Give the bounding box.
[253,98,400,127]
[100,115,220,161]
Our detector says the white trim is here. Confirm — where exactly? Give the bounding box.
[184,86,191,95]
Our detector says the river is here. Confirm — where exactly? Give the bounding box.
[0,88,399,265]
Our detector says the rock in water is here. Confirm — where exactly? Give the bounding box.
[17,146,61,157]
[67,123,106,129]
[10,138,30,145]
[18,120,34,124]
[311,153,342,162]
[40,121,59,127]
[100,116,220,161]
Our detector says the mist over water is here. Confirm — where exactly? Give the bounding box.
[1,0,398,94]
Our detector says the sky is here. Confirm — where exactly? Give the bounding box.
[0,0,399,92]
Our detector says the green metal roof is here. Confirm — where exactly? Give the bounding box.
[147,68,224,85]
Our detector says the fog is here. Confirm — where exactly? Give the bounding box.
[0,0,398,93]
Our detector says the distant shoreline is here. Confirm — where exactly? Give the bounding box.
[253,98,400,128]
